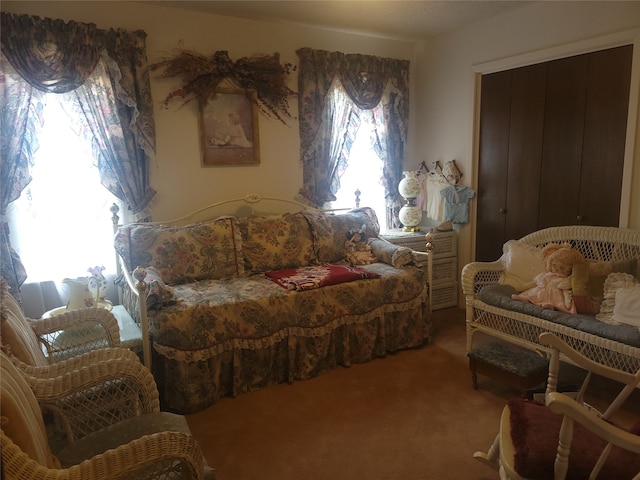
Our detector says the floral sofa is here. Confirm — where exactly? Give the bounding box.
[462,225,640,375]
[114,204,431,413]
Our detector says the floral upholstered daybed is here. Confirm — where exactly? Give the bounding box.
[114,197,431,413]
[462,225,640,375]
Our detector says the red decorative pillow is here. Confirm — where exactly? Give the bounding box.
[265,263,380,291]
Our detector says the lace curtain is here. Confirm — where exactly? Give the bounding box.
[0,12,156,299]
[296,48,409,229]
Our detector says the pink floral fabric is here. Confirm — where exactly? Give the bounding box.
[146,263,429,413]
[238,212,316,273]
[114,216,244,285]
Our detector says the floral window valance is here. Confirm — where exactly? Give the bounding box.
[0,12,156,300]
[296,48,409,229]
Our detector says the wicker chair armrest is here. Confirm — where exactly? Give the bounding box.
[28,308,121,361]
[21,354,160,442]
[12,348,139,378]
[1,430,211,480]
[461,260,503,296]
[29,308,120,340]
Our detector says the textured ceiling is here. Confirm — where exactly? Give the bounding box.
[146,1,530,40]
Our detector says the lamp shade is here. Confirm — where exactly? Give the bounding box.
[398,171,422,199]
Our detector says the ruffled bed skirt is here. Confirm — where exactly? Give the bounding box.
[154,289,430,413]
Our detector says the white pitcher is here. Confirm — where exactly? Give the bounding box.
[62,277,95,310]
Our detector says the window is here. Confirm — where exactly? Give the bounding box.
[8,76,121,283]
[330,118,387,226]
[327,82,388,230]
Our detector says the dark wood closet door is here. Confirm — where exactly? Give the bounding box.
[579,45,632,226]
[504,63,546,241]
[476,70,511,262]
[538,53,589,228]
[476,44,632,262]
[476,63,547,261]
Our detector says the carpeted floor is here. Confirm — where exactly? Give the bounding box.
[186,307,639,479]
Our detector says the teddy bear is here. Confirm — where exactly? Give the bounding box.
[511,243,585,313]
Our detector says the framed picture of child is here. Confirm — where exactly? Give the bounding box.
[198,88,260,166]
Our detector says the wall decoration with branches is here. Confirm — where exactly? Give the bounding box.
[151,49,297,124]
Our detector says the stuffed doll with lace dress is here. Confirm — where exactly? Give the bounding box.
[511,243,585,314]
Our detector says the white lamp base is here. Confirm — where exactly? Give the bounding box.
[399,204,422,231]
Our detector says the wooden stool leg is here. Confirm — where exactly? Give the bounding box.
[470,359,479,389]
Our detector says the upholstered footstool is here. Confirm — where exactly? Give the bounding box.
[468,342,548,395]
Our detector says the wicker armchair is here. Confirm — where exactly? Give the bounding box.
[1,349,215,479]
[1,279,121,364]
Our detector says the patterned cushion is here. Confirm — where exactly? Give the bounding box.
[114,216,244,285]
[303,207,381,263]
[368,238,414,268]
[238,212,316,273]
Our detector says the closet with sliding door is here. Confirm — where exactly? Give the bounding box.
[476,44,633,261]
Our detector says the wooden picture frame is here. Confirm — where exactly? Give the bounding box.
[199,88,260,166]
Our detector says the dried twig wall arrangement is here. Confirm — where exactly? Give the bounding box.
[151,50,297,124]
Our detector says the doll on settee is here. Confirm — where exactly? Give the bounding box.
[345,225,377,266]
[511,243,585,314]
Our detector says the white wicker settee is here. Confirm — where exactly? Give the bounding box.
[462,225,640,374]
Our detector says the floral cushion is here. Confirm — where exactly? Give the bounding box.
[368,237,414,268]
[238,212,316,273]
[114,216,244,285]
[303,207,381,263]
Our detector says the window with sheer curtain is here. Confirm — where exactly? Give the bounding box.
[328,83,387,228]
[7,65,122,284]
[296,48,410,231]
[1,12,156,301]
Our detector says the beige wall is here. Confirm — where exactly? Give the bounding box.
[1,1,417,220]
[415,1,640,291]
[4,1,640,308]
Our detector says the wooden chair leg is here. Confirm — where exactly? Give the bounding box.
[473,433,500,470]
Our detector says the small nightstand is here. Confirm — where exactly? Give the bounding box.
[381,229,458,310]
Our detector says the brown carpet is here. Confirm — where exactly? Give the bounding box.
[186,308,639,479]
